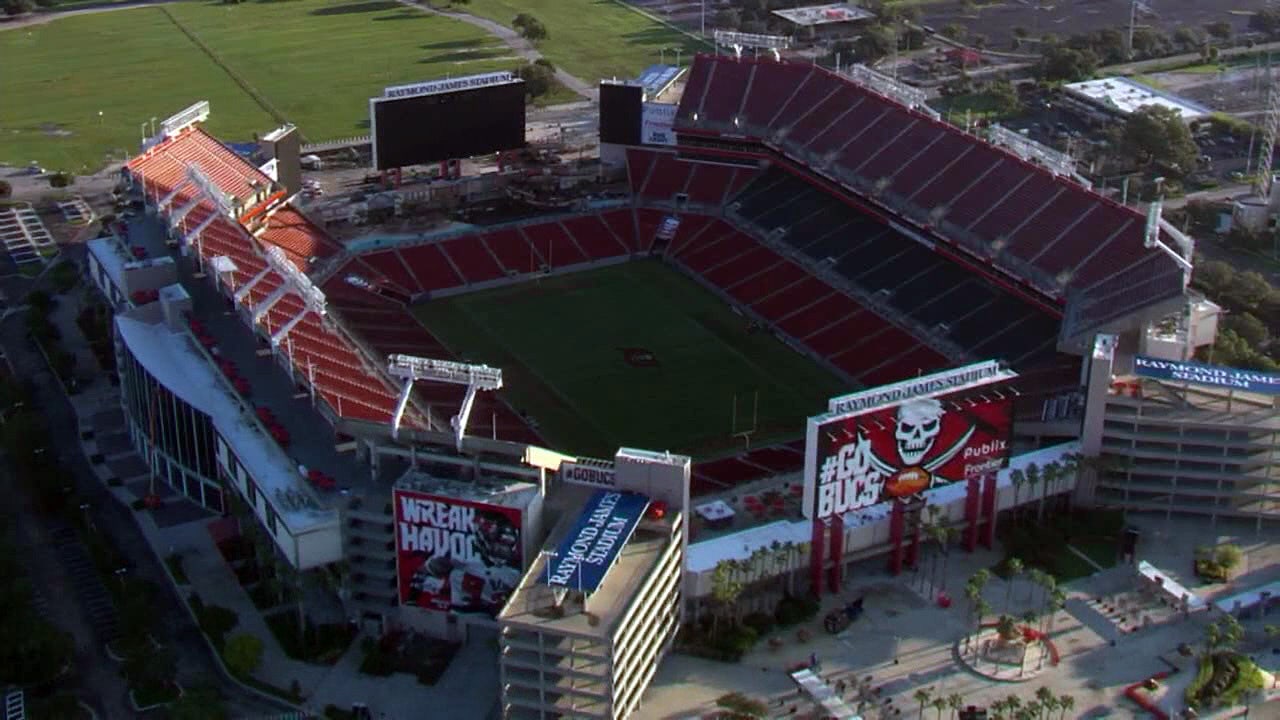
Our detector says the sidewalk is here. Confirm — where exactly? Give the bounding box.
[48,264,501,719]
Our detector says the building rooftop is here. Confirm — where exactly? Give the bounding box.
[86,233,175,296]
[395,470,539,509]
[1063,77,1210,121]
[773,2,874,26]
[115,308,338,533]
[500,509,677,639]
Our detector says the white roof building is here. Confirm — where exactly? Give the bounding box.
[1063,77,1210,121]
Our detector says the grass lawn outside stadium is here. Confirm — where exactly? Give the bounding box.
[0,0,703,172]
[413,260,847,459]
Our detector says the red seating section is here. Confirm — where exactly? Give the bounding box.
[674,53,1185,313]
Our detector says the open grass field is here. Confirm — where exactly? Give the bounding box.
[413,260,846,458]
[458,0,708,82]
[0,0,539,171]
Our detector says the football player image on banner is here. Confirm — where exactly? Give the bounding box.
[811,395,1012,519]
[394,490,523,617]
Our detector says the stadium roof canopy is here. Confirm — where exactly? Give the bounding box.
[672,54,1191,336]
[773,3,874,26]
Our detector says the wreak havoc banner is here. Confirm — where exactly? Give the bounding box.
[394,489,522,617]
[810,395,1012,519]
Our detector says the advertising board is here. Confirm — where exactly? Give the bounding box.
[559,459,617,489]
[545,490,649,594]
[370,79,526,170]
[394,489,523,617]
[1133,355,1280,395]
[641,102,677,146]
[805,370,1014,520]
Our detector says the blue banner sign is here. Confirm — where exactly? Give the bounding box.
[545,490,650,594]
[1134,356,1280,395]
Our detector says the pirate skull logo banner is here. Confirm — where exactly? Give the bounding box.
[810,395,1012,519]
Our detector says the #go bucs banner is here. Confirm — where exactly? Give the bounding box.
[394,489,523,617]
[807,395,1012,519]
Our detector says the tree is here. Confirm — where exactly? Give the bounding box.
[512,13,548,42]
[516,59,557,99]
[1009,468,1026,522]
[2,0,33,15]
[1035,687,1056,719]
[1215,544,1244,574]
[1038,45,1098,82]
[713,7,740,30]
[1173,26,1201,50]
[1204,21,1232,41]
[1192,259,1234,298]
[932,697,949,720]
[940,24,966,41]
[710,559,743,634]
[1056,694,1075,720]
[1121,105,1200,176]
[1024,463,1041,519]
[1224,313,1270,349]
[1004,557,1023,614]
[988,79,1021,116]
[222,633,263,677]
[947,693,964,720]
[914,688,934,719]
[1223,271,1273,312]
[0,180,9,199]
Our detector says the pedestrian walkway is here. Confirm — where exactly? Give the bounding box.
[45,255,502,719]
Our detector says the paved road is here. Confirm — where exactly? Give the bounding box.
[0,257,292,719]
[405,0,595,100]
[1101,39,1280,76]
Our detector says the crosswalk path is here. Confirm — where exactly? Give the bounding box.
[4,690,24,720]
[49,524,121,643]
[0,205,55,267]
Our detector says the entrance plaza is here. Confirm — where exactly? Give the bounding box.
[637,514,1280,720]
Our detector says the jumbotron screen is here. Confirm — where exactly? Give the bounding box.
[371,76,526,170]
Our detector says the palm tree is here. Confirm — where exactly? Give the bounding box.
[1009,468,1026,522]
[990,699,1009,720]
[1035,687,1056,719]
[932,697,948,720]
[1056,694,1075,720]
[914,688,933,719]
[1024,462,1041,521]
[947,693,964,720]
[1046,588,1067,634]
[1004,557,1023,614]
[1004,694,1022,719]
[1040,462,1059,520]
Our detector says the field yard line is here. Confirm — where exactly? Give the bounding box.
[397,0,594,100]
[449,298,618,450]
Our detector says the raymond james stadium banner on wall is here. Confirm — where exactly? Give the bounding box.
[545,490,650,594]
[1133,355,1280,395]
[394,489,523,617]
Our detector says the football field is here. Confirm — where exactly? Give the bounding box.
[413,260,847,458]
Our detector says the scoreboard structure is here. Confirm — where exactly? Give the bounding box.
[370,72,527,171]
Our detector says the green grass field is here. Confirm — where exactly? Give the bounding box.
[457,0,708,82]
[0,0,555,171]
[413,260,846,458]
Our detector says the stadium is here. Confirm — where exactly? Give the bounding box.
[85,46,1280,719]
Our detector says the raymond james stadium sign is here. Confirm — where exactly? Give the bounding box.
[545,490,649,594]
[383,72,517,100]
[1133,356,1280,395]
[827,361,1013,415]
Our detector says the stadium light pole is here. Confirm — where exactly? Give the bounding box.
[701,0,705,37]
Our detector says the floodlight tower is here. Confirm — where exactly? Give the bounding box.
[385,354,503,450]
